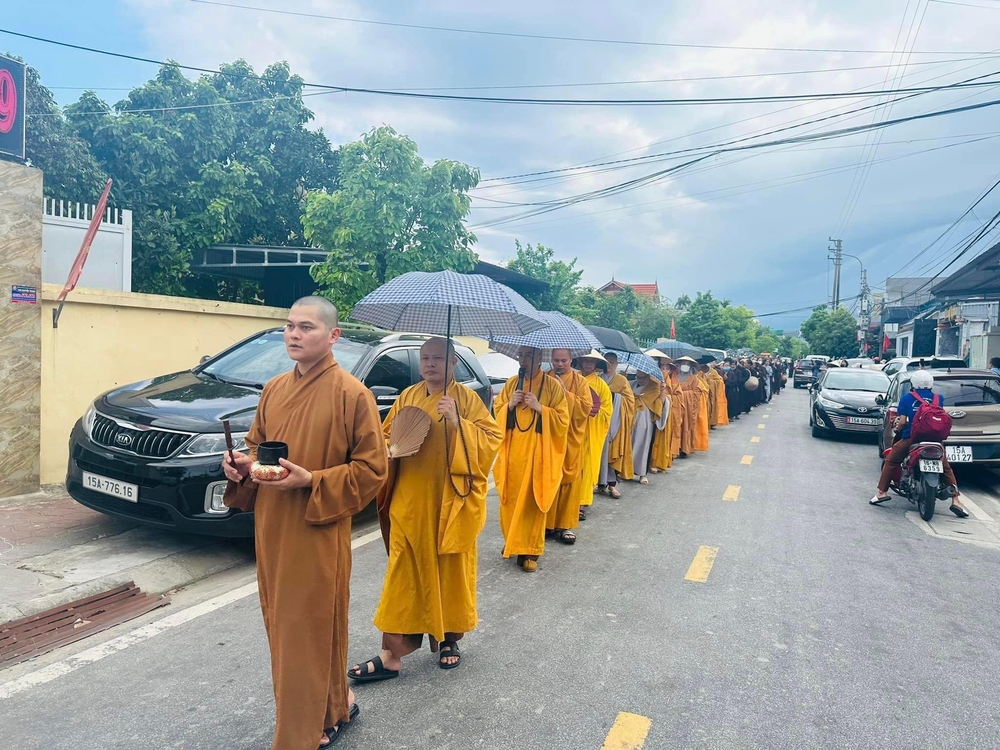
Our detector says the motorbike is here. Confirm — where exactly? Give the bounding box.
[882,439,958,521]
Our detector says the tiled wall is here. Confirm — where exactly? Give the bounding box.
[0,161,43,497]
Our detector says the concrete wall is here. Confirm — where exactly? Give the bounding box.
[40,285,289,484]
[0,162,43,497]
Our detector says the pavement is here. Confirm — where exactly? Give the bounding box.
[3,388,1000,749]
[0,486,253,624]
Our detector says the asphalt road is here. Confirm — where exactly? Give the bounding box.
[3,387,1000,749]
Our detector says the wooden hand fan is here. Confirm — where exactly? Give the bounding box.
[388,406,432,459]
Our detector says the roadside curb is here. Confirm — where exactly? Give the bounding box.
[0,545,252,625]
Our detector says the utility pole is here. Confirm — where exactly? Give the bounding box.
[829,238,843,309]
[858,269,871,356]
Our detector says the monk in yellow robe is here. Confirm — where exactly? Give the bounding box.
[577,352,613,521]
[647,353,675,473]
[694,367,711,452]
[666,363,685,460]
[599,352,635,497]
[223,296,388,749]
[675,356,703,458]
[544,348,594,543]
[348,338,501,682]
[708,364,730,426]
[631,370,667,483]
[494,346,569,572]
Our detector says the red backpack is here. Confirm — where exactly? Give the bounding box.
[910,392,952,442]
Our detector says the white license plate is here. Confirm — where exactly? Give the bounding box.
[946,445,974,463]
[82,472,138,502]
[919,459,943,473]
[847,417,881,425]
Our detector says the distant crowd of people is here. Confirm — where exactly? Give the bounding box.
[221,295,792,749]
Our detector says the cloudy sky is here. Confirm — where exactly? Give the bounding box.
[6,0,1000,328]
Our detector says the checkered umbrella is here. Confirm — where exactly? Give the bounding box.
[351,270,548,339]
[489,310,602,362]
[603,348,664,381]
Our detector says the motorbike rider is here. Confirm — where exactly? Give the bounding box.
[870,369,968,517]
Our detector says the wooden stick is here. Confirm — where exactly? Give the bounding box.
[221,419,237,467]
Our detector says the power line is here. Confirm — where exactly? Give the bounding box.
[478,67,1000,184]
[186,0,1000,55]
[469,95,1000,228]
[7,27,1000,108]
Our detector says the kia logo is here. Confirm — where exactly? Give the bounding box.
[115,433,134,447]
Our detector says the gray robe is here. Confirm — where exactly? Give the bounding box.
[632,384,670,477]
[599,373,623,485]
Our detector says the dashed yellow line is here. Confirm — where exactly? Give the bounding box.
[684,546,719,583]
[601,712,652,749]
[750,436,761,443]
[741,455,753,465]
[758,423,766,429]
[723,485,741,501]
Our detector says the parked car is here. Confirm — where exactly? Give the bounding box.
[876,369,1000,463]
[793,358,826,388]
[65,329,493,537]
[809,368,890,438]
[881,356,967,378]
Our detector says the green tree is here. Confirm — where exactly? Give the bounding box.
[305,126,479,313]
[675,291,729,348]
[28,59,340,299]
[636,299,680,341]
[16,57,108,200]
[593,286,642,338]
[505,240,584,315]
[800,306,858,357]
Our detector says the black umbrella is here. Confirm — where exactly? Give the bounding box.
[651,339,711,360]
[585,325,642,353]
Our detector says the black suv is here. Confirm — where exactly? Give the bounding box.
[66,329,492,537]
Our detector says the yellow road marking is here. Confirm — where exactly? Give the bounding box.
[757,423,766,429]
[684,546,719,583]
[601,712,653,749]
[723,485,741,501]
[763,414,770,419]
[741,455,753,465]
[751,436,761,443]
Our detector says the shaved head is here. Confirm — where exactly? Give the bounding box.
[421,337,456,359]
[551,348,573,375]
[291,296,338,330]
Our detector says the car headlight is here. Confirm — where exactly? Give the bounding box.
[180,432,247,457]
[82,404,97,438]
[817,396,847,410]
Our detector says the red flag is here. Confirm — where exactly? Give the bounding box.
[882,334,891,354]
[670,318,676,338]
[57,179,113,302]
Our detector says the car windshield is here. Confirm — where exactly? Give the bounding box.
[912,377,1000,406]
[904,359,964,371]
[823,370,890,392]
[200,331,371,387]
[798,359,818,367]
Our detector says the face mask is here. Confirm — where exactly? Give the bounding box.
[680,365,691,373]
[723,366,731,372]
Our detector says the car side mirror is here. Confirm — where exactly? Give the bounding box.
[199,355,211,365]
[369,385,400,403]
[875,394,887,406]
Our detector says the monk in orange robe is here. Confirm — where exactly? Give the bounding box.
[708,364,729,426]
[545,348,594,544]
[349,338,501,682]
[599,352,635,498]
[694,367,711,451]
[223,296,388,749]
[647,354,676,473]
[675,356,703,458]
[494,346,569,572]
[701,364,719,430]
